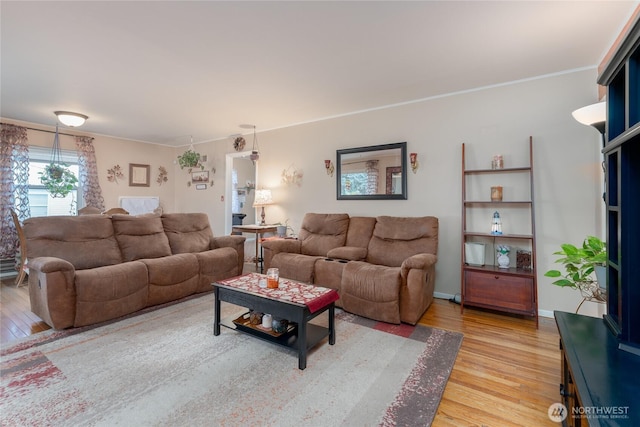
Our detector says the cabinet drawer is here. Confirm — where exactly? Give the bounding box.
[464,270,535,314]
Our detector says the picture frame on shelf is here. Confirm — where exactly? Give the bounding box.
[129,164,150,187]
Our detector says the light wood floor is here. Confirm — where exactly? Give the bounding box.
[0,275,561,426]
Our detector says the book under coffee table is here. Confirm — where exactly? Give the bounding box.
[213,273,339,370]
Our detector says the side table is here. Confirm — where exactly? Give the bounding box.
[231,225,277,272]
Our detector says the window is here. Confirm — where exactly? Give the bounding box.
[27,147,82,216]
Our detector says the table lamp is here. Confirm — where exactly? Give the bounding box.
[253,189,273,225]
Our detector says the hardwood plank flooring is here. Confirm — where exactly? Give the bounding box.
[0,275,561,426]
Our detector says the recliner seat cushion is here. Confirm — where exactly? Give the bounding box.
[270,253,321,283]
[74,261,149,327]
[142,253,200,306]
[112,213,172,261]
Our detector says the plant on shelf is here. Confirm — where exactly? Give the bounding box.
[544,235,607,312]
[177,148,204,171]
[39,163,78,198]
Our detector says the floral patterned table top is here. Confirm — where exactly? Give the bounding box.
[215,273,339,313]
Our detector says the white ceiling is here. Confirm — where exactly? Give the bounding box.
[1,1,637,147]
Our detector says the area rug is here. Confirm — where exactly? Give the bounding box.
[0,294,463,426]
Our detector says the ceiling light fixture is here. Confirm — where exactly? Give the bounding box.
[54,111,89,127]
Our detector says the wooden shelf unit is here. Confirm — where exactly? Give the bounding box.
[460,137,538,327]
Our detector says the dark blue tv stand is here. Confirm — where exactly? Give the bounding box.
[555,311,640,426]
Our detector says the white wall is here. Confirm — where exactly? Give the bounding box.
[4,120,177,213]
[185,68,604,316]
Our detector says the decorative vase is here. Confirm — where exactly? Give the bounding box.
[496,244,510,269]
[498,253,510,269]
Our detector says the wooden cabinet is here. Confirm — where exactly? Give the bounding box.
[460,137,538,327]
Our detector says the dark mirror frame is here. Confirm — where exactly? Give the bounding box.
[336,142,407,200]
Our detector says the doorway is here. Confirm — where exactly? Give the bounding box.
[225,151,257,235]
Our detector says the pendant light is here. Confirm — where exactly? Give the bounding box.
[240,124,260,163]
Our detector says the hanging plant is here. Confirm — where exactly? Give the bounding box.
[39,124,78,198]
[177,149,204,170]
[39,163,78,198]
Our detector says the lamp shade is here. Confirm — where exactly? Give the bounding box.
[572,102,605,134]
[54,111,88,127]
[253,189,273,207]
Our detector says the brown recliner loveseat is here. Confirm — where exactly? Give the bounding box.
[262,213,438,325]
[23,212,245,329]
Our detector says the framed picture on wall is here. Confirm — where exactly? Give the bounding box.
[129,164,150,187]
[191,170,209,183]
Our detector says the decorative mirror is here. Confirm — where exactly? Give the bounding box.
[336,142,407,200]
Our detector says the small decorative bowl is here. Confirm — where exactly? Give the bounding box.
[272,318,289,334]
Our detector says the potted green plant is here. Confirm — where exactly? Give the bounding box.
[39,163,78,198]
[544,235,607,312]
[177,149,204,171]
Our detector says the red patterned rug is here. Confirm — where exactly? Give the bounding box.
[1,293,462,426]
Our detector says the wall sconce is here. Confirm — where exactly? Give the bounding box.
[324,160,334,177]
[410,152,418,174]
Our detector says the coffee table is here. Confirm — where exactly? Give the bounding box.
[213,273,339,370]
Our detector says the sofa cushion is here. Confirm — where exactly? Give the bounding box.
[298,213,349,256]
[74,261,149,327]
[141,253,200,306]
[345,216,377,248]
[161,213,213,254]
[195,247,239,292]
[326,246,367,261]
[112,213,172,262]
[23,215,122,270]
[313,258,347,307]
[270,253,321,283]
[367,216,439,267]
[341,262,401,324]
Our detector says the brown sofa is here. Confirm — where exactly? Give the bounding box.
[262,213,438,325]
[23,212,245,329]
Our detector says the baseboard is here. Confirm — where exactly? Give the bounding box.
[435,291,555,319]
[434,292,455,300]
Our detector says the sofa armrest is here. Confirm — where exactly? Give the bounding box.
[399,253,438,325]
[27,257,77,329]
[327,246,367,261]
[211,235,246,275]
[400,253,437,278]
[261,239,302,270]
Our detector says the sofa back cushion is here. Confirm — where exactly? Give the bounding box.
[112,214,172,261]
[366,216,439,267]
[161,213,213,254]
[345,216,377,248]
[298,213,350,256]
[23,215,123,269]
